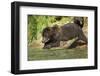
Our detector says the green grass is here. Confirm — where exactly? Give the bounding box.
[28,47,88,61]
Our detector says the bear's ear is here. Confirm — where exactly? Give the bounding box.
[44,27,51,32]
[52,24,59,32]
[45,26,51,31]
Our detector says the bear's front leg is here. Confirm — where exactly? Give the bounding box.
[43,45,51,49]
[43,41,60,49]
[43,44,51,49]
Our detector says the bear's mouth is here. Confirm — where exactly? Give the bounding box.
[42,38,50,43]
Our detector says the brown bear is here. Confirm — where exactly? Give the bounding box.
[42,18,87,49]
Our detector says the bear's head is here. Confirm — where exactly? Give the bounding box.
[42,25,59,43]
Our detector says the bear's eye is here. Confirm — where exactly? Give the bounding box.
[45,33,49,37]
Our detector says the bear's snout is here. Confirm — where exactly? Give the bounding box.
[42,37,49,43]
